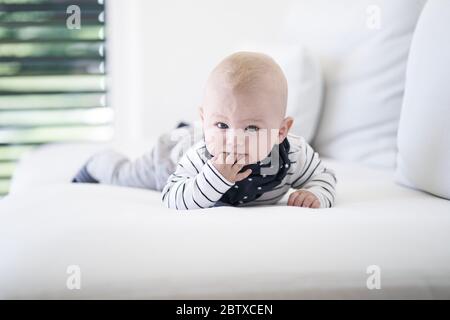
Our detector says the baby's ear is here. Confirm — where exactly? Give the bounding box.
[279,116,294,142]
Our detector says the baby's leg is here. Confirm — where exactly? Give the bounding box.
[72,121,203,191]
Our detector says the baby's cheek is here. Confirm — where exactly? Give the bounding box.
[246,135,272,163]
[205,131,226,156]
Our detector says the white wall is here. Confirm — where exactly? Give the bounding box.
[107,0,295,154]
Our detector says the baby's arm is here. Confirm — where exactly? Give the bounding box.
[288,140,337,208]
[162,146,253,210]
[161,147,236,210]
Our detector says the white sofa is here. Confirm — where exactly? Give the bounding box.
[1,0,449,299]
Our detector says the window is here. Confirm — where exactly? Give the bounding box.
[0,0,112,197]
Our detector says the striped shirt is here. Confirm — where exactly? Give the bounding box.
[161,133,337,210]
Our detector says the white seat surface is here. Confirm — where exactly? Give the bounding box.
[1,146,449,299]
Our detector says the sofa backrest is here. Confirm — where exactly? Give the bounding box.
[283,0,427,168]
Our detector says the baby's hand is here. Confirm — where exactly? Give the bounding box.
[287,190,320,208]
[210,152,252,183]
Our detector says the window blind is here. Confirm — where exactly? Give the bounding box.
[0,0,111,196]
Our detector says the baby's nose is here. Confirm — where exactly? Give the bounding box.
[225,130,247,153]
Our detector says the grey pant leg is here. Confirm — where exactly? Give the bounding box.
[84,122,203,191]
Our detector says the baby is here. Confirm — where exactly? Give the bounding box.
[72,52,337,209]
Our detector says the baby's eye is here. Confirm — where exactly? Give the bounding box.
[245,125,259,132]
[216,122,229,129]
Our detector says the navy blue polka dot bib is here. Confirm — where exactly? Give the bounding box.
[204,138,291,207]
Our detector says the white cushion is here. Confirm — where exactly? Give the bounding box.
[234,43,323,142]
[2,158,450,299]
[284,0,426,168]
[395,0,450,200]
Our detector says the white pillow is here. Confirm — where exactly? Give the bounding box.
[283,0,427,168]
[395,0,450,200]
[233,43,323,143]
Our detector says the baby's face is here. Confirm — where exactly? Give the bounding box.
[201,76,290,164]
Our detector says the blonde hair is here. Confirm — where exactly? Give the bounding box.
[210,51,287,93]
[204,51,288,116]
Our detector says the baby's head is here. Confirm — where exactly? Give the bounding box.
[199,51,294,164]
